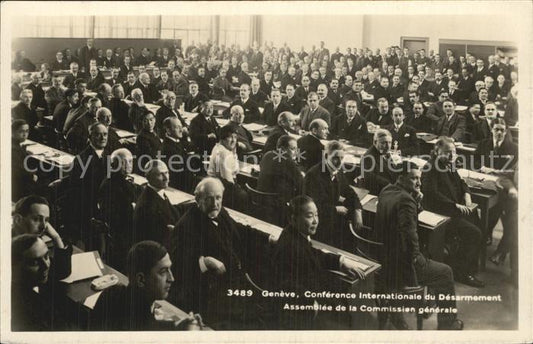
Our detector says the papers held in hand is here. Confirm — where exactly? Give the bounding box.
[61,251,104,284]
[418,211,447,227]
[325,256,371,284]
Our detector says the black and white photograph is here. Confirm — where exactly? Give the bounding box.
[1,1,532,343]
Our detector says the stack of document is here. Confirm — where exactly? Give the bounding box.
[418,211,447,227]
[61,251,103,284]
[243,123,267,132]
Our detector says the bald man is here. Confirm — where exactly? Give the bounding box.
[133,159,181,249]
[169,177,274,330]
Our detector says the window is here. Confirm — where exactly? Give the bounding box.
[94,16,159,38]
[219,16,250,47]
[12,16,75,38]
[160,16,211,46]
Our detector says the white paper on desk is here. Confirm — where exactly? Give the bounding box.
[360,194,377,206]
[115,129,135,138]
[128,173,147,185]
[320,249,370,272]
[418,211,447,227]
[83,291,103,310]
[61,252,103,284]
[427,138,439,144]
[455,105,468,112]
[457,169,499,182]
[342,155,361,165]
[216,118,229,126]
[26,144,51,155]
[218,101,231,108]
[243,123,267,132]
[254,136,267,145]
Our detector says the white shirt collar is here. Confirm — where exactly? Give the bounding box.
[166,135,181,143]
[90,144,104,158]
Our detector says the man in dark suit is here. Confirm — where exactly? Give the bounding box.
[66,98,101,154]
[86,66,105,92]
[52,88,78,134]
[133,159,181,249]
[135,72,159,104]
[366,97,393,127]
[361,129,400,195]
[331,99,369,147]
[283,84,304,114]
[155,91,188,137]
[183,81,209,113]
[421,137,484,288]
[263,111,296,154]
[343,80,367,114]
[303,140,363,251]
[97,148,136,270]
[169,177,274,330]
[11,234,72,331]
[428,71,447,101]
[316,83,336,116]
[109,84,133,131]
[374,161,463,330]
[50,51,68,71]
[26,73,47,112]
[62,62,84,89]
[12,89,38,140]
[226,84,260,123]
[66,122,110,247]
[161,117,195,192]
[385,107,419,156]
[258,135,304,205]
[434,99,467,142]
[405,101,433,133]
[189,100,220,155]
[11,120,38,201]
[295,75,312,100]
[473,58,489,82]
[96,107,123,153]
[79,38,97,73]
[297,118,328,172]
[471,102,499,142]
[299,92,331,131]
[272,195,365,330]
[473,118,518,172]
[250,78,269,108]
[262,88,291,126]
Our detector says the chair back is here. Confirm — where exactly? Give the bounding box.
[244,183,286,226]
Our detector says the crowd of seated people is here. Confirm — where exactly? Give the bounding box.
[10,38,519,331]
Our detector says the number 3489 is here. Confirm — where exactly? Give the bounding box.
[227,289,253,297]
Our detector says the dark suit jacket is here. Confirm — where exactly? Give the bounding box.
[365,109,393,127]
[62,72,84,89]
[474,137,518,171]
[405,113,433,133]
[319,96,336,117]
[52,100,73,132]
[258,150,304,203]
[434,113,466,142]
[155,104,188,137]
[374,183,421,290]
[297,134,324,172]
[303,163,362,248]
[161,136,195,192]
[421,158,470,217]
[11,142,37,201]
[361,145,398,195]
[189,113,220,154]
[272,224,340,295]
[26,83,47,111]
[294,86,310,100]
[249,91,269,108]
[472,119,492,143]
[263,125,291,154]
[110,98,133,131]
[283,95,304,115]
[66,113,97,154]
[385,123,420,156]
[184,92,209,112]
[133,186,181,248]
[169,206,269,316]
[134,81,159,104]
[299,105,331,131]
[331,113,369,147]
[97,172,136,269]
[12,103,38,139]
[136,129,162,159]
[262,101,291,126]
[227,98,260,123]
[79,45,97,71]
[86,75,105,92]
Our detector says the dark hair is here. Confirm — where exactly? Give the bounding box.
[219,124,237,141]
[288,195,315,217]
[125,240,168,281]
[12,119,28,132]
[14,195,49,217]
[397,160,420,178]
[12,234,40,264]
[276,135,296,150]
[64,88,77,98]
